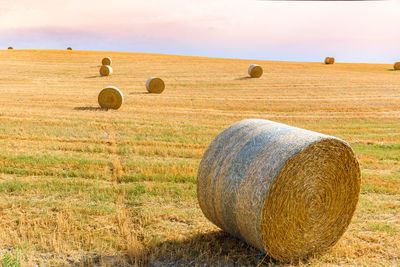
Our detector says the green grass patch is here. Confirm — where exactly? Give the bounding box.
[361,183,390,195]
[0,153,107,167]
[354,143,400,161]
[1,247,20,267]
[0,180,28,194]
[0,166,109,180]
[370,222,396,235]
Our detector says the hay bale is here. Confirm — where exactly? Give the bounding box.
[394,62,400,70]
[67,47,72,50]
[248,64,263,78]
[8,47,13,50]
[102,57,112,66]
[100,65,113,76]
[146,77,165,94]
[197,119,360,262]
[325,57,335,64]
[98,86,124,109]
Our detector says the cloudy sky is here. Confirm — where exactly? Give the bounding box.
[0,0,399,63]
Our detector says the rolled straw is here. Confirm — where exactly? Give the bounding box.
[146,77,165,94]
[98,86,124,110]
[100,65,113,76]
[325,57,335,64]
[248,64,263,78]
[102,57,112,66]
[197,119,361,262]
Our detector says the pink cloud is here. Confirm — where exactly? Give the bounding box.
[1,0,399,63]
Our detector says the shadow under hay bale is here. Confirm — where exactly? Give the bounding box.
[72,254,133,266]
[197,119,361,262]
[74,106,108,111]
[235,76,253,80]
[129,92,150,95]
[152,231,276,267]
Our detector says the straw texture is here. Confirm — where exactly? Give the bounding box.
[100,65,113,76]
[67,47,72,50]
[98,86,124,109]
[325,57,335,64]
[8,47,13,50]
[102,57,112,66]
[394,62,400,70]
[197,119,361,262]
[146,77,165,94]
[248,64,263,78]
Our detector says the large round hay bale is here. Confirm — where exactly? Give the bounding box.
[102,57,112,66]
[394,62,400,70]
[325,57,335,64]
[67,47,72,50]
[146,77,165,94]
[98,86,124,109]
[100,65,113,76]
[8,47,13,50]
[197,119,361,262]
[248,64,263,78]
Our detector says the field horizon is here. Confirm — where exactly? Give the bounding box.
[0,49,399,266]
[5,48,398,65]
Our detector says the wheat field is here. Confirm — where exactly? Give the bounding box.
[0,49,399,266]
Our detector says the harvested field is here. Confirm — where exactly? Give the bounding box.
[0,49,399,266]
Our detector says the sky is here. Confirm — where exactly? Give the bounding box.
[0,0,399,63]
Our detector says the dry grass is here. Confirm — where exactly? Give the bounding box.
[0,49,399,266]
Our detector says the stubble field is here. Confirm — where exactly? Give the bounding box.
[0,49,399,266]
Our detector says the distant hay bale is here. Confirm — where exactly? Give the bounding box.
[146,77,165,94]
[100,65,113,76]
[8,47,13,50]
[197,119,361,262]
[102,57,112,66]
[98,86,124,110]
[394,62,400,70]
[67,47,72,50]
[248,64,263,78]
[325,57,335,64]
